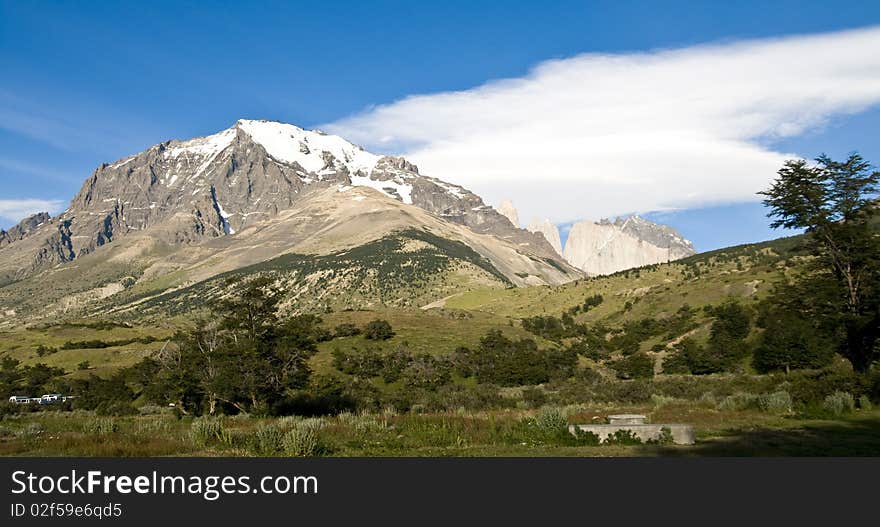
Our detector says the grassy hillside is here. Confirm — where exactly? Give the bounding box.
[99,228,512,320]
[1,234,809,377]
[448,235,806,320]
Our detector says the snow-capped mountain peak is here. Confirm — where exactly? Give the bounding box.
[234,119,380,176]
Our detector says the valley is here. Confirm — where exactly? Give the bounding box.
[0,123,877,458]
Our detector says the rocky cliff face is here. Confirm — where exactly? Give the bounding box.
[562,215,694,275]
[527,218,563,256]
[0,212,50,249]
[498,200,520,227]
[0,120,560,281]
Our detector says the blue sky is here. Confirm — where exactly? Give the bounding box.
[2,1,879,251]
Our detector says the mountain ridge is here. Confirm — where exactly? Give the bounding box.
[0,119,565,281]
[0,120,581,322]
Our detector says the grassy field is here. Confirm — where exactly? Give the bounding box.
[2,404,878,457]
[4,233,878,457]
[446,239,801,324]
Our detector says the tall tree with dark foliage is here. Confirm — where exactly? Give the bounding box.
[760,153,880,372]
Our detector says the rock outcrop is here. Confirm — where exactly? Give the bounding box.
[0,212,50,249]
[563,215,694,275]
[527,218,563,256]
[498,200,520,228]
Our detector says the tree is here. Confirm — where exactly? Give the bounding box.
[760,153,880,372]
[364,319,395,340]
[145,278,320,415]
[610,352,654,379]
[752,307,834,373]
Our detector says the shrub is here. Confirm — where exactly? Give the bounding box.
[757,391,793,414]
[190,417,225,445]
[535,407,568,433]
[137,404,170,415]
[592,379,653,403]
[610,352,654,379]
[252,423,285,455]
[717,393,758,411]
[858,395,873,411]
[401,355,452,390]
[135,418,170,436]
[646,427,674,445]
[337,412,386,433]
[282,422,323,456]
[16,422,44,438]
[522,387,547,408]
[823,391,855,416]
[788,371,867,404]
[570,427,601,446]
[334,323,361,338]
[363,319,395,340]
[604,429,642,445]
[651,394,676,408]
[457,330,576,386]
[35,345,58,357]
[752,310,834,373]
[82,418,119,435]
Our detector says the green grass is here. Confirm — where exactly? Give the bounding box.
[0,322,174,376]
[2,405,878,457]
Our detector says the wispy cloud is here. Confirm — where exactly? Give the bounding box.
[0,157,80,184]
[0,199,64,225]
[327,26,880,223]
[0,89,159,156]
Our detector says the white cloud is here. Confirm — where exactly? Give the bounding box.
[0,199,64,225]
[326,27,880,224]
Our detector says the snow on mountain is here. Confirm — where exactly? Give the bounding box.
[1,119,565,279]
[235,119,380,175]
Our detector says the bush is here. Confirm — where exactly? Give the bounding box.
[401,355,452,390]
[752,310,834,373]
[35,345,58,357]
[610,352,654,379]
[646,427,674,445]
[135,418,171,436]
[282,422,323,456]
[252,423,284,455]
[592,379,653,403]
[717,393,758,411]
[604,429,642,445]
[787,371,868,404]
[456,330,576,386]
[757,391,792,414]
[858,395,873,411]
[522,387,547,408]
[363,320,395,340]
[535,407,568,433]
[334,323,361,338]
[190,417,225,445]
[82,417,119,435]
[823,391,855,416]
[16,422,44,438]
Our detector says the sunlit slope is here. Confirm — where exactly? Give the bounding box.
[446,235,807,324]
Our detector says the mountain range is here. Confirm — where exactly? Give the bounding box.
[0,119,693,323]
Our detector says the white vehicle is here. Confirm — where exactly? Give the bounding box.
[39,394,63,404]
[8,396,32,404]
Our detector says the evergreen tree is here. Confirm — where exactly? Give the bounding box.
[760,153,880,372]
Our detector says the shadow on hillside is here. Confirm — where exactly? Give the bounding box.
[647,416,880,456]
